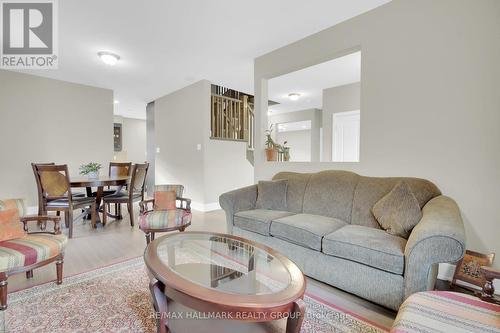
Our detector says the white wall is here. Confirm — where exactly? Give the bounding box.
[0,70,113,205]
[254,0,500,272]
[277,130,311,162]
[269,109,322,162]
[113,116,147,163]
[153,80,253,210]
[322,82,360,161]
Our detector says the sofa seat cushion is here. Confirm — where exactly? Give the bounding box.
[323,225,407,274]
[270,214,347,251]
[0,234,67,272]
[234,209,295,236]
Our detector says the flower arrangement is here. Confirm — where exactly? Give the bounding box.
[79,162,102,178]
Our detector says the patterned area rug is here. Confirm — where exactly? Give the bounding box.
[0,257,389,333]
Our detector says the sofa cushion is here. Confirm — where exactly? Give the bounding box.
[272,172,312,213]
[302,170,359,222]
[351,176,441,229]
[234,209,294,236]
[372,181,423,238]
[255,180,288,211]
[270,214,347,251]
[323,225,407,274]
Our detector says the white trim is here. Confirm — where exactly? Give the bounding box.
[26,205,38,215]
[190,202,221,212]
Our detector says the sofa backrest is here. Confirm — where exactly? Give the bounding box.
[273,170,441,228]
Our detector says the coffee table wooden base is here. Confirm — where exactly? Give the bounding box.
[149,280,305,333]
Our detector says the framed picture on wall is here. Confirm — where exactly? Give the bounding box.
[451,250,495,289]
[114,123,122,152]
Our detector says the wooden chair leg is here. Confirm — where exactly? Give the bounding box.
[91,203,97,228]
[56,256,63,285]
[26,270,33,279]
[64,211,69,228]
[67,210,74,238]
[0,273,7,310]
[151,232,155,241]
[102,202,107,226]
[114,203,118,216]
[145,232,151,244]
[128,202,135,227]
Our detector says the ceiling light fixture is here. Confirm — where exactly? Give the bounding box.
[97,51,120,66]
[288,93,301,101]
[113,100,119,104]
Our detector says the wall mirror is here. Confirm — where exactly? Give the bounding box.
[266,50,361,162]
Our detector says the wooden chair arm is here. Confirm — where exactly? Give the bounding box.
[140,198,155,215]
[475,266,500,305]
[482,266,500,281]
[20,215,61,234]
[178,197,191,211]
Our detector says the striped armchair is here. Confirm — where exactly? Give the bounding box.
[0,198,67,310]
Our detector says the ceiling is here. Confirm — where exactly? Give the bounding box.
[20,0,390,119]
[268,51,361,115]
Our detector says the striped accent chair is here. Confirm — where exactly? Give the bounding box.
[0,198,67,310]
[139,185,192,244]
[391,290,500,332]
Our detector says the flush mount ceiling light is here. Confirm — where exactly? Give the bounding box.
[288,93,301,101]
[97,51,120,66]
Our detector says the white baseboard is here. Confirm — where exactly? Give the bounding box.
[190,202,221,212]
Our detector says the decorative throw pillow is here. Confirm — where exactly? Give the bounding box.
[372,181,422,238]
[0,208,25,242]
[154,191,177,210]
[255,180,288,211]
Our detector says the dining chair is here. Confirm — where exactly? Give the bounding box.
[33,164,96,238]
[91,162,132,217]
[32,162,85,216]
[102,163,149,227]
[0,198,67,310]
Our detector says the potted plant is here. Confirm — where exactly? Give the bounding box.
[265,125,278,161]
[79,162,102,179]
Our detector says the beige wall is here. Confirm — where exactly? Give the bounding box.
[254,0,500,271]
[113,116,147,163]
[0,70,113,205]
[153,80,253,209]
[322,82,360,161]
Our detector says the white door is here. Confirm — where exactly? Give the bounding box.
[332,110,360,162]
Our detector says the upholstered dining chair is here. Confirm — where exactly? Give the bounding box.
[102,163,149,227]
[0,198,67,310]
[91,162,132,217]
[31,162,85,216]
[33,164,96,238]
[139,184,192,244]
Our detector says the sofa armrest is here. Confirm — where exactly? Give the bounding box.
[404,195,465,299]
[219,185,258,233]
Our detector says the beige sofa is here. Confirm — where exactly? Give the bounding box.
[219,170,466,310]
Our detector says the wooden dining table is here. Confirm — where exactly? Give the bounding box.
[70,175,129,224]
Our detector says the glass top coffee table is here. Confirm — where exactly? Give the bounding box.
[144,231,306,333]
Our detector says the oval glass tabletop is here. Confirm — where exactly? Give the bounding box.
[155,233,292,296]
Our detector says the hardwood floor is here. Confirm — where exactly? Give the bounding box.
[7,206,395,328]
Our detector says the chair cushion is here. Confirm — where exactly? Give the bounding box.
[270,214,347,251]
[323,225,407,274]
[234,209,295,236]
[0,209,25,242]
[391,291,500,333]
[372,181,422,238]
[255,180,288,211]
[154,191,177,210]
[0,234,67,272]
[103,190,141,200]
[139,209,191,230]
[46,196,95,207]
